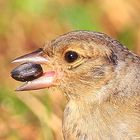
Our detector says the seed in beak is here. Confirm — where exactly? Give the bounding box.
[11,62,43,82]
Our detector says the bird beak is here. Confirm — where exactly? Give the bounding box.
[12,48,61,91]
[12,48,49,64]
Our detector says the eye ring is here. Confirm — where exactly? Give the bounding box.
[64,51,79,63]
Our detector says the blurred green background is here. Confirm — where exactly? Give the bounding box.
[0,0,140,140]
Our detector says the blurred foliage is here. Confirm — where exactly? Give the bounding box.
[0,0,140,139]
[59,4,102,30]
[10,0,48,14]
[0,86,28,114]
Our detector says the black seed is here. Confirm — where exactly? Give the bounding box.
[11,62,43,82]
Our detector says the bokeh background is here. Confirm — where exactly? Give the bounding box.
[0,0,140,140]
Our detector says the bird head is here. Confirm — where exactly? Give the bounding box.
[12,31,119,100]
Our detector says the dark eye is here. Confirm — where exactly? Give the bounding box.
[64,51,79,63]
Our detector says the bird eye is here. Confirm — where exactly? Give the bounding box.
[64,51,79,63]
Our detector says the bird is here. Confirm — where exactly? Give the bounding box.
[11,31,140,140]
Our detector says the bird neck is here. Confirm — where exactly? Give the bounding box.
[63,95,139,140]
[62,62,140,139]
[63,99,117,139]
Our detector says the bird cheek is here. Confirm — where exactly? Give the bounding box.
[92,67,105,79]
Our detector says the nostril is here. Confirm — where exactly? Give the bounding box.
[11,62,43,82]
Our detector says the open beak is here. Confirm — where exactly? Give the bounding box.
[11,48,59,91]
[12,48,49,64]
